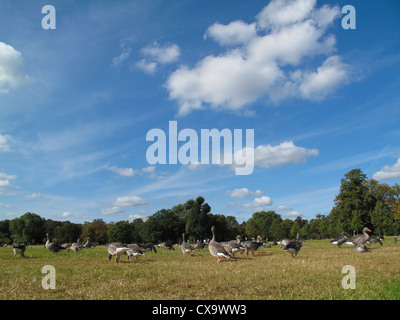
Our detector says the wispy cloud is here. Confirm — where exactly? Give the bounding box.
[135,42,180,74]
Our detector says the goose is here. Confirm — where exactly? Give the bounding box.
[126,243,145,262]
[158,242,175,250]
[330,231,348,248]
[107,244,130,263]
[223,235,245,257]
[68,242,84,253]
[180,233,194,255]
[241,239,265,257]
[283,233,302,258]
[12,242,26,258]
[366,236,383,246]
[194,242,207,250]
[279,239,290,249]
[208,226,231,262]
[394,235,400,244]
[45,234,66,254]
[140,242,158,253]
[354,244,369,253]
[344,227,371,246]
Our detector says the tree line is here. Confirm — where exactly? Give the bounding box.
[1,169,399,245]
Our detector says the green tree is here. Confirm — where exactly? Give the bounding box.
[81,219,109,244]
[185,196,211,241]
[107,220,133,243]
[329,169,374,234]
[245,211,281,239]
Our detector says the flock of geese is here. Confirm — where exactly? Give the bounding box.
[10,226,399,263]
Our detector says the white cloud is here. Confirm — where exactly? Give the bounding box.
[0,134,11,152]
[227,188,263,198]
[136,42,180,74]
[253,141,319,168]
[0,172,17,191]
[285,210,302,218]
[166,0,347,116]
[0,42,30,93]
[373,158,400,181]
[102,195,149,215]
[105,165,138,177]
[244,196,273,208]
[256,0,316,29]
[114,196,149,207]
[298,55,349,100]
[26,192,48,199]
[204,20,257,46]
[112,47,131,67]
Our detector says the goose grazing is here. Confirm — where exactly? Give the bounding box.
[208,226,231,262]
[107,244,129,263]
[241,239,265,258]
[12,242,26,258]
[140,242,157,253]
[344,227,371,246]
[45,234,66,254]
[194,242,207,250]
[180,233,194,255]
[279,239,290,249]
[330,231,348,248]
[283,233,302,258]
[126,244,145,262]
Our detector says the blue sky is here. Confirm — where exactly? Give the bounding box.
[0,0,399,224]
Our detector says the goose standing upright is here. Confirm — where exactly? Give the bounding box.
[225,235,244,257]
[45,234,66,254]
[180,233,194,255]
[344,227,371,246]
[283,233,302,258]
[208,226,231,262]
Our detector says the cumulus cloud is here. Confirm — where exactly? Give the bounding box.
[226,188,263,198]
[136,42,180,74]
[0,172,17,191]
[166,0,347,116]
[0,42,30,93]
[244,196,273,208]
[373,158,400,181]
[227,140,318,172]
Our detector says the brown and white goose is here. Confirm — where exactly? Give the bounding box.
[68,242,84,253]
[180,233,194,255]
[208,226,231,262]
[107,244,130,263]
[241,239,265,257]
[344,227,371,246]
[223,235,244,257]
[330,231,348,248]
[45,234,66,254]
[126,243,145,262]
[283,233,302,258]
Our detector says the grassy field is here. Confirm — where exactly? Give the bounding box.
[1,238,400,300]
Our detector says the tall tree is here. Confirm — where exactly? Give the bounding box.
[329,169,374,234]
[185,196,211,241]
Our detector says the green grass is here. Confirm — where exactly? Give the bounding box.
[1,238,400,300]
